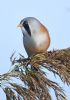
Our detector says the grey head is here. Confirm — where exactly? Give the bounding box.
[18,17,41,37]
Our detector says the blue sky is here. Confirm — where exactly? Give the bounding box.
[0,0,70,100]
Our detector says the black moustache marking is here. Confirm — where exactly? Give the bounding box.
[23,21,31,36]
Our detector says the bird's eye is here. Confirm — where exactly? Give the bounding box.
[23,21,31,36]
[23,21,28,26]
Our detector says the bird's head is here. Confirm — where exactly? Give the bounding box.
[18,17,40,37]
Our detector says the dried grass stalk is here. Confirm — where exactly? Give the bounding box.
[0,48,70,100]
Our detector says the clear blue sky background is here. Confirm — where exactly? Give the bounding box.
[0,0,70,100]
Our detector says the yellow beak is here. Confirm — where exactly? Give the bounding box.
[17,24,23,28]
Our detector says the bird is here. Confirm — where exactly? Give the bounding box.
[18,17,50,57]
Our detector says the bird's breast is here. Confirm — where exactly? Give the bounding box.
[33,33,50,51]
[23,28,50,55]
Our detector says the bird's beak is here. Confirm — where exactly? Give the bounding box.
[17,24,23,28]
